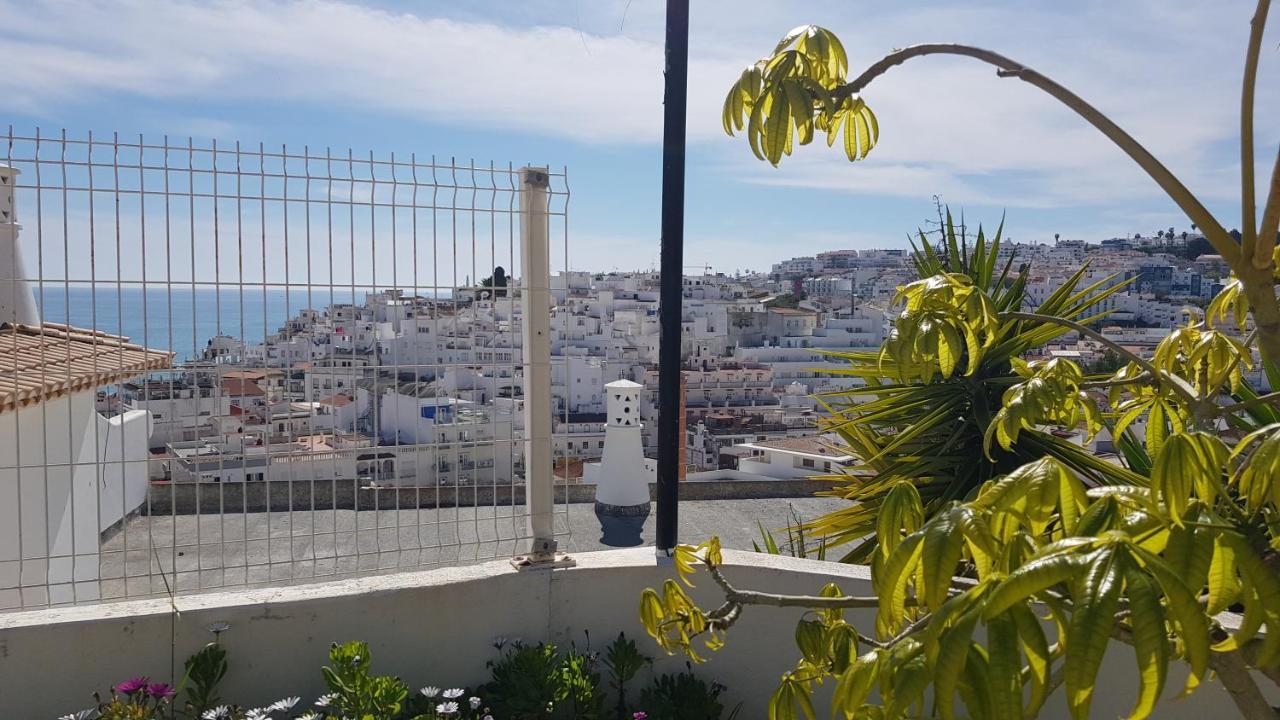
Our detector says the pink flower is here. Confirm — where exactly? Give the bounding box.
[633,713,648,720]
[113,677,149,695]
[147,683,176,698]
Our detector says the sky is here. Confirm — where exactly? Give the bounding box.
[2,0,1278,276]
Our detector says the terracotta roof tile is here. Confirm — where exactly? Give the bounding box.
[0,323,173,415]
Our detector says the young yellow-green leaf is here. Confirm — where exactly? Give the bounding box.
[1123,565,1168,719]
[884,649,930,720]
[833,650,882,719]
[984,552,1086,619]
[877,533,924,636]
[876,481,924,561]
[1133,549,1210,694]
[795,619,827,666]
[1206,534,1241,615]
[1010,602,1052,716]
[828,623,860,675]
[984,613,1023,720]
[921,511,964,611]
[1064,549,1123,720]
[959,645,994,720]
[933,607,982,720]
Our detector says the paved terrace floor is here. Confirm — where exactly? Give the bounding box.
[94,497,847,602]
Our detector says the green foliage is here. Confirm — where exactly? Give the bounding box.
[483,640,604,720]
[985,357,1102,455]
[752,506,827,560]
[642,438,1280,719]
[802,211,1136,561]
[763,293,802,309]
[696,11,1280,720]
[723,26,877,166]
[320,640,410,720]
[603,633,652,720]
[636,668,737,720]
[178,642,227,718]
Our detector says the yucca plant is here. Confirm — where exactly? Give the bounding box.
[803,215,1140,561]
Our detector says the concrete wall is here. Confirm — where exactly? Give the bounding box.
[0,391,152,606]
[0,548,1268,719]
[144,477,842,515]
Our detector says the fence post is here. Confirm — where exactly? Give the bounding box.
[513,167,571,569]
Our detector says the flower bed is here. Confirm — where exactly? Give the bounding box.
[60,633,740,720]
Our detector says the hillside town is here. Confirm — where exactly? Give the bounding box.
[109,229,1265,490]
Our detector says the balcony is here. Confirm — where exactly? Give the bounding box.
[0,548,1238,719]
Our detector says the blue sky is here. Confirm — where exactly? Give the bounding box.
[3,0,1278,274]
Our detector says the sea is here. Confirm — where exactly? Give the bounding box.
[33,286,374,361]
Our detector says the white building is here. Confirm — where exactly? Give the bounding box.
[121,372,231,450]
[0,324,170,606]
[735,435,855,480]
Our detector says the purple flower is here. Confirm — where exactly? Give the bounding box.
[147,683,176,698]
[633,713,648,720]
[113,677,149,695]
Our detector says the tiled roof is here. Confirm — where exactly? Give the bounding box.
[748,435,854,459]
[0,323,173,415]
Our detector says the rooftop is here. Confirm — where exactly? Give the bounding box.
[0,323,173,415]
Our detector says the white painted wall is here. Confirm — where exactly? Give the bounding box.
[0,390,152,607]
[1,548,1260,719]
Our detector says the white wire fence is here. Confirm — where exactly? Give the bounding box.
[0,127,574,610]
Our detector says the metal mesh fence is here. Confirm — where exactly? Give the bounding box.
[0,127,573,610]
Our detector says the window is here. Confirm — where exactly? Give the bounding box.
[598,441,605,449]
[802,458,815,468]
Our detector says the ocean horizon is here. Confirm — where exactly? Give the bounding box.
[31,285,414,360]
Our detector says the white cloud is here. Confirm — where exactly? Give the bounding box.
[3,0,1277,245]
[0,0,741,144]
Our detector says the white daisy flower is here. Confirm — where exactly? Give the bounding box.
[469,696,483,709]
[443,688,465,699]
[315,693,338,707]
[436,701,460,715]
[58,711,97,720]
[420,685,441,698]
[201,707,231,720]
[269,697,300,712]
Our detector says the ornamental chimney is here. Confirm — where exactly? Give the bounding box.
[0,165,39,326]
[593,378,652,545]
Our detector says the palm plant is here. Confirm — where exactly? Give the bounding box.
[804,214,1138,560]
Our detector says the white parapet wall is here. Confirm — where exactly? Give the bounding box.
[0,548,1271,718]
[0,389,153,608]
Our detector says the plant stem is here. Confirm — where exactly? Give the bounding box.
[1002,311,1201,407]
[1258,146,1280,270]
[704,559,882,609]
[1214,390,1280,417]
[834,44,1238,264]
[1240,0,1271,259]
[1209,648,1280,719]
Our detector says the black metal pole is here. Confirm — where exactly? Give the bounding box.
[656,0,689,554]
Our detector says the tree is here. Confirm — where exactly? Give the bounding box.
[641,10,1280,719]
[1180,235,1216,261]
[480,266,508,297]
